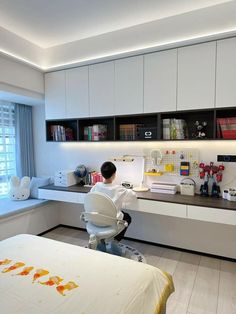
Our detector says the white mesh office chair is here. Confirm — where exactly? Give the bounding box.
[80,192,128,252]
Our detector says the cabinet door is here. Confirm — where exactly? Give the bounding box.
[115,56,143,115]
[127,199,187,218]
[45,71,66,119]
[144,49,177,113]
[177,42,216,110]
[187,205,236,226]
[66,66,89,118]
[89,61,115,117]
[216,37,236,108]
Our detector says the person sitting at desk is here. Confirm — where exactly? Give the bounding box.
[90,161,137,253]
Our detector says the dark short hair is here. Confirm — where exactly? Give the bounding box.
[101,161,116,179]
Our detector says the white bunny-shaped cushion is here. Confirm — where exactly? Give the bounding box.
[9,176,30,201]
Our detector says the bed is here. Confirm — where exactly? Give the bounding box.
[0,234,174,314]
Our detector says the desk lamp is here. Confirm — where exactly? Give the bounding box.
[111,155,149,192]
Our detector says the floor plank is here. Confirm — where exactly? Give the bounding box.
[167,252,200,314]
[188,256,220,314]
[217,260,236,314]
[155,247,182,275]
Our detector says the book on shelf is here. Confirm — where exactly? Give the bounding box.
[84,126,88,140]
[65,127,74,141]
[50,125,67,141]
[87,171,103,185]
[216,117,236,139]
[84,124,107,141]
[162,118,188,140]
[119,124,144,140]
[50,125,74,141]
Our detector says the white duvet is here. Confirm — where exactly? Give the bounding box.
[0,234,174,314]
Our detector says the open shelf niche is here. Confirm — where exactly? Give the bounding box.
[45,107,236,142]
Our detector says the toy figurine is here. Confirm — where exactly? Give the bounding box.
[199,162,224,197]
[211,181,221,198]
[200,173,209,197]
[192,121,207,139]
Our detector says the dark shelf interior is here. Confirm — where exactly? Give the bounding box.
[45,107,236,142]
[160,109,215,140]
[115,114,158,140]
[216,107,236,139]
[78,117,114,141]
[46,119,78,142]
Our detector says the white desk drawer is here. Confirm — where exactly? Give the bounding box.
[137,200,187,218]
[187,205,236,225]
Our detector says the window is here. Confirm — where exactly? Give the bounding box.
[0,101,16,198]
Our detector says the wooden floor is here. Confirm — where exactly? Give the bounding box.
[42,226,236,314]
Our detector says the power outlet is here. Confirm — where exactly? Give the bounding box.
[217,155,236,162]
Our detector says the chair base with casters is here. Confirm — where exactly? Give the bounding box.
[80,192,128,256]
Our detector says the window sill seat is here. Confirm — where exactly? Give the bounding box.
[0,198,51,219]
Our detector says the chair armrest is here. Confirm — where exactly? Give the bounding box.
[80,212,126,228]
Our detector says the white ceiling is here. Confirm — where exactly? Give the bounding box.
[0,0,233,48]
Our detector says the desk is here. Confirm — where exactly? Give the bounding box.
[39,184,236,258]
[39,184,236,223]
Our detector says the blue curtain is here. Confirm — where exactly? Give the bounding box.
[15,104,35,177]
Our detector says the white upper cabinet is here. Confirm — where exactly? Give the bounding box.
[177,42,216,110]
[45,71,66,119]
[114,56,143,115]
[66,66,89,118]
[144,49,177,113]
[216,37,236,108]
[89,61,115,117]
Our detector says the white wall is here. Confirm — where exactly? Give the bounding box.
[33,103,236,191]
[0,26,44,68]
[0,54,44,105]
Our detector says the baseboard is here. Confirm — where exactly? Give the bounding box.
[38,224,236,262]
[37,224,61,236]
[124,236,236,263]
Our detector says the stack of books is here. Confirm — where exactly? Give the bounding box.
[50,125,74,141]
[119,124,143,140]
[86,171,103,185]
[151,182,177,194]
[216,117,236,139]
[162,119,188,140]
[84,124,107,141]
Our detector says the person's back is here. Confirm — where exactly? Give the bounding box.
[90,181,136,219]
[90,161,136,244]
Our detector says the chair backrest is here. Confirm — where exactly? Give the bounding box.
[83,192,118,227]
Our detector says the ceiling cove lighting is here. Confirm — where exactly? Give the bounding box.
[1,28,236,71]
[0,48,42,70]
[47,28,236,70]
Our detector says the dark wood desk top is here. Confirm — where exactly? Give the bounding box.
[39,184,236,211]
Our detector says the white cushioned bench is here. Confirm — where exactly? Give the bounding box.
[0,198,50,219]
[0,198,60,240]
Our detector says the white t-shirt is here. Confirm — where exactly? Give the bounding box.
[90,182,137,220]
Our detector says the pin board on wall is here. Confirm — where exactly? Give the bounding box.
[144,148,199,178]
